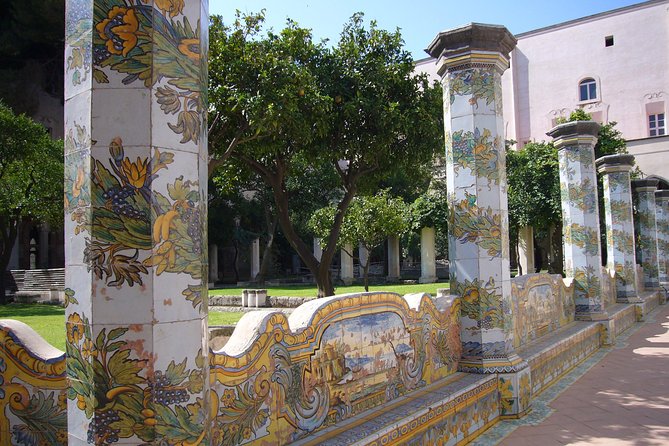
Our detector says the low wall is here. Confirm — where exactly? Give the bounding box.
[510,273,575,350]
[0,320,67,446]
[1,281,655,445]
[210,292,462,445]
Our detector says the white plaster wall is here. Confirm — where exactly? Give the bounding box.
[627,135,669,177]
[505,1,669,147]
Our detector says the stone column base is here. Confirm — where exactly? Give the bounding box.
[659,282,669,304]
[418,276,437,284]
[459,354,527,374]
[498,367,532,419]
[575,311,609,322]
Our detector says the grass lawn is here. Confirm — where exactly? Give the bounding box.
[0,304,67,351]
[1,284,449,351]
[210,282,449,298]
[1,305,248,351]
[209,311,245,326]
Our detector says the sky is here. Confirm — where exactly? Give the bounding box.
[210,0,644,59]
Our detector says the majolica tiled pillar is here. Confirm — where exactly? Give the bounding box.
[428,25,526,375]
[428,24,531,417]
[387,236,401,281]
[633,179,660,289]
[548,121,607,320]
[654,190,669,285]
[596,155,639,302]
[419,227,437,283]
[341,244,354,285]
[65,1,209,444]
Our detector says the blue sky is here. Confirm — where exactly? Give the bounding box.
[210,0,643,59]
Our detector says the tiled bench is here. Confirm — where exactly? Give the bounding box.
[292,373,499,446]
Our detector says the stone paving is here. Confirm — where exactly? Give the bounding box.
[472,303,669,445]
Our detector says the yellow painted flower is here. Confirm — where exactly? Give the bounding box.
[221,388,236,408]
[474,143,488,155]
[82,338,97,360]
[73,166,85,198]
[462,287,479,304]
[66,312,84,345]
[242,427,252,439]
[95,7,140,57]
[153,0,185,18]
[122,156,149,188]
[56,430,68,444]
[178,38,201,63]
[228,424,239,435]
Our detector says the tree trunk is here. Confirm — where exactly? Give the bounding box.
[232,240,239,283]
[515,239,523,276]
[315,265,334,297]
[0,220,18,305]
[238,154,358,298]
[546,224,564,275]
[257,212,278,284]
[363,256,370,292]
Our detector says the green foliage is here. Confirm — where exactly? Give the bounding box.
[208,12,442,296]
[208,12,330,164]
[309,190,408,252]
[0,103,63,278]
[410,189,449,232]
[561,109,629,159]
[507,142,561,232]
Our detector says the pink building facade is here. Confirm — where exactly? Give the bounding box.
[416,0,669,178]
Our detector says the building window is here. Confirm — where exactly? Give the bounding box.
[649,113,665,137]
[605,36,614,47]
[579,78,597,101]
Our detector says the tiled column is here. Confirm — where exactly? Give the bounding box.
[387,236,400,281]
[428,24,531,417]
[549,121,607,320]
[419,227,437,283]
[341,244,354,285]
[633,179,660,289]
[596,155,639,302]
[250,238,260,280]
[358,243,369,278]
[654,190,669,285]
[64,1,209,444]
[517,226,535,275]
[427,25,525,374]
[209,243,219,284]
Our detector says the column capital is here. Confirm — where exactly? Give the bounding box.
[426,23,517,77]
[547,121,600,149]
[632,178,660,192]
[655,189,669,202]
[596,154,635,174]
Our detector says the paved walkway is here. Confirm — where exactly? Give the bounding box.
[473,303,669,446]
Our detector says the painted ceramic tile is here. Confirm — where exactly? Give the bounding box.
[635,188,659,288]
[0,322,68,446]
[210,292,461,445]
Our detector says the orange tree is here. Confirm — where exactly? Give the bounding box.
[208,13,442,296]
